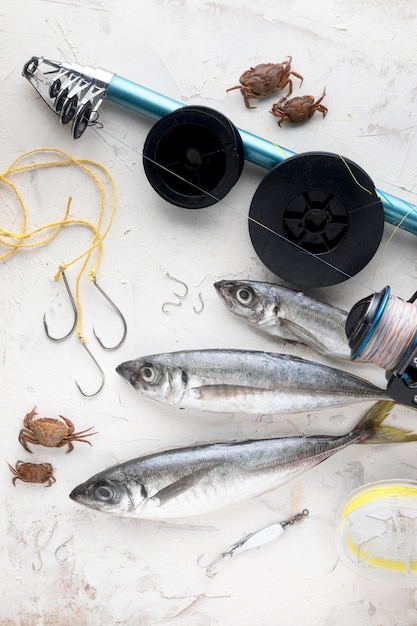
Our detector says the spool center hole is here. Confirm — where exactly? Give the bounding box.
[185,147,203,169]
[304,209,328,233]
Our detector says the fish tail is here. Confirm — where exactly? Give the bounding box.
[352,400,417,444]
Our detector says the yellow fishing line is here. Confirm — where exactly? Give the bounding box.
[371,202,417,287]
[318,115,373,195]
[0,148,117,343]
[337,481,417,575]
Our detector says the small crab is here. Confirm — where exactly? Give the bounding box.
[18,406,96,454]
[270,88,328,126]
[227,56,303,109]
[8,461,56,487]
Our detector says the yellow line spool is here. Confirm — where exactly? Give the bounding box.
[335,480,417,584]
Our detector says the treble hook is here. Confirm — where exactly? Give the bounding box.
[90,273,127,351]
[43,269,78,342]
[75,337,105,397]
[197,550,233,578]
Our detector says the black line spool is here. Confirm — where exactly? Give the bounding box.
[142,105,245,208]
[249,152,384,288]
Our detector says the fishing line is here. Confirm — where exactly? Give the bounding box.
[336,480,417,582]
[318,115,374,196]
[0,148,118,344]
[319,115,417,274]
[350,290,417,370]
[370,203,417,287]
[97,125,377,294]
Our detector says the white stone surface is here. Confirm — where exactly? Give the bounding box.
[1,1,417,624]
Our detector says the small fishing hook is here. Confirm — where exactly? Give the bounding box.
[193,292,204,314]
[90,273,128,351]
[166,272,188,298]
[43,269,78,341]
[55,534,74,563]
[162,300,182,313]
[32,521,58,571]
[75,337,105,397]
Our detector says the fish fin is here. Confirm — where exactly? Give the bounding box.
[150,466,219,505]
[281,319,329,354]
[190,385,270,400]
[354,400,417,444]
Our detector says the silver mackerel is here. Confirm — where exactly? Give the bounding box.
[70,401,416,520]
[214,279,350,359]
[116,349,387,414]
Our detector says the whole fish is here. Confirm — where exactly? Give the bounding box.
[116,349,387,414]
[214,279,350,360]
[70,401,416,520]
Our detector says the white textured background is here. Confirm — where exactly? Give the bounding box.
[1,1,417,624]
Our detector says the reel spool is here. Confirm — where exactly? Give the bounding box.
[248,152,385,288]
[142,106,245,208]
[335,480,417,585]
[346,286,417,407]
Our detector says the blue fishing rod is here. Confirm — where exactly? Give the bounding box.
[22,56,417,235]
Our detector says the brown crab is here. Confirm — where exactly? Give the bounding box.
[18,406,96,454]
[8,461,56,487]
[270,88,328,126]
[227,57,303,109]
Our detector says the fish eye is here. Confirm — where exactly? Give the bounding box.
[236,287,254,305]
[94,482,116,502]
[140,364,157,384]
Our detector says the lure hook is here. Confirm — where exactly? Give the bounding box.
[43,269,78,342]
[197,551,232,578]
[75,337,105,397]
[91,273,127,351]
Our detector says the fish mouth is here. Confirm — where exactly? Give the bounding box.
[116,360,133,382]
[214,281,233,309]
[69,483,85,502]
[69,483,101,511]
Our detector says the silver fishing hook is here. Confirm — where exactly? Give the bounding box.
[32,521,58,571]
[162,300,182,313]
[75,337,105,397]
[55,534,74,563]
[91,273,128,351]
[197,551,232,578]
[193,292,204,314]
[43,269,78,341]
[166,272,188,298]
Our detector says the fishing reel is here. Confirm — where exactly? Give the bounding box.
[346,286,417,408]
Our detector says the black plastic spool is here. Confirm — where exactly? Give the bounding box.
[142,105,245,208]
[249,152,385,288]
